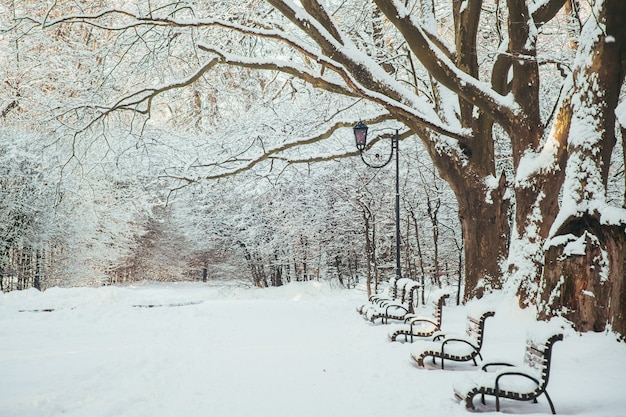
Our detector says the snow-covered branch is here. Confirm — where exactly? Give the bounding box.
[374,0,520,128]
[60,58,220,132]
[197,45,356,97]
[165,113,393,182]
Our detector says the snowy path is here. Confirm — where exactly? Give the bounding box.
[1,282,625,417]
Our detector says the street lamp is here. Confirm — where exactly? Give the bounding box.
[353,121,402,281]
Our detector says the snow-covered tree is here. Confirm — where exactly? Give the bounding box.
[4,0,625,336]
[0,134,50,290]
[0,130,77,290]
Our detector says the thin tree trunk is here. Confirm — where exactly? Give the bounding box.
[409,208,426,305]
[362,208,373,298]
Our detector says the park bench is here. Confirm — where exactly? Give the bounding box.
[453,331,563,414]
[357,278,414,319]
[388,291,449,342]
[357,277,403,315]
[365,279,420,324]
[411,310,495,370]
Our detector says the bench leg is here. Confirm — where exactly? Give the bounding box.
[544,391,557,415]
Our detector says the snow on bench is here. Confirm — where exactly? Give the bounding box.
[453,323,563,414]
[388,291,449,342]
[411,309,495,370]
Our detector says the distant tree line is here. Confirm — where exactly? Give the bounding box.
[0,128,462,298]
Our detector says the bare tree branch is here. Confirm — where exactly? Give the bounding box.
[30,4,469,142]
[164,113,393,182]
[61,58,219,132]
[198,45,357,97]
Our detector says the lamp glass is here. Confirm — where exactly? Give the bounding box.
[353,121,368,150]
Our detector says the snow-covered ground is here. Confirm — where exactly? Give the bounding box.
[1,281,624,417]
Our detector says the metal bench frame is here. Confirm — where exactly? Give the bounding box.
[412,310,495,370]
[456,333,563,414]
[390,293,449,342]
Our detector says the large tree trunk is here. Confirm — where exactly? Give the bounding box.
[500,0,567,302]
[540,220,626,335]
[423,0,511,301]
[413,109,510,301]
[425,132,510,301]
[538,0,626,336]
[457,175,510,299]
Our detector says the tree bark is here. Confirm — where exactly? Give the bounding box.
[539,0,626,336]
[456,172,510,298]
[540,220,626,336]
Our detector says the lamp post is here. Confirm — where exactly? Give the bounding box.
[353,121,402,281]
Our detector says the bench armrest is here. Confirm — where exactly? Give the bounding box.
[432,330,447,341]
[441,336,479,352]
[482,362,515,372]
[409,318,438,332]
[495,370,542,391]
